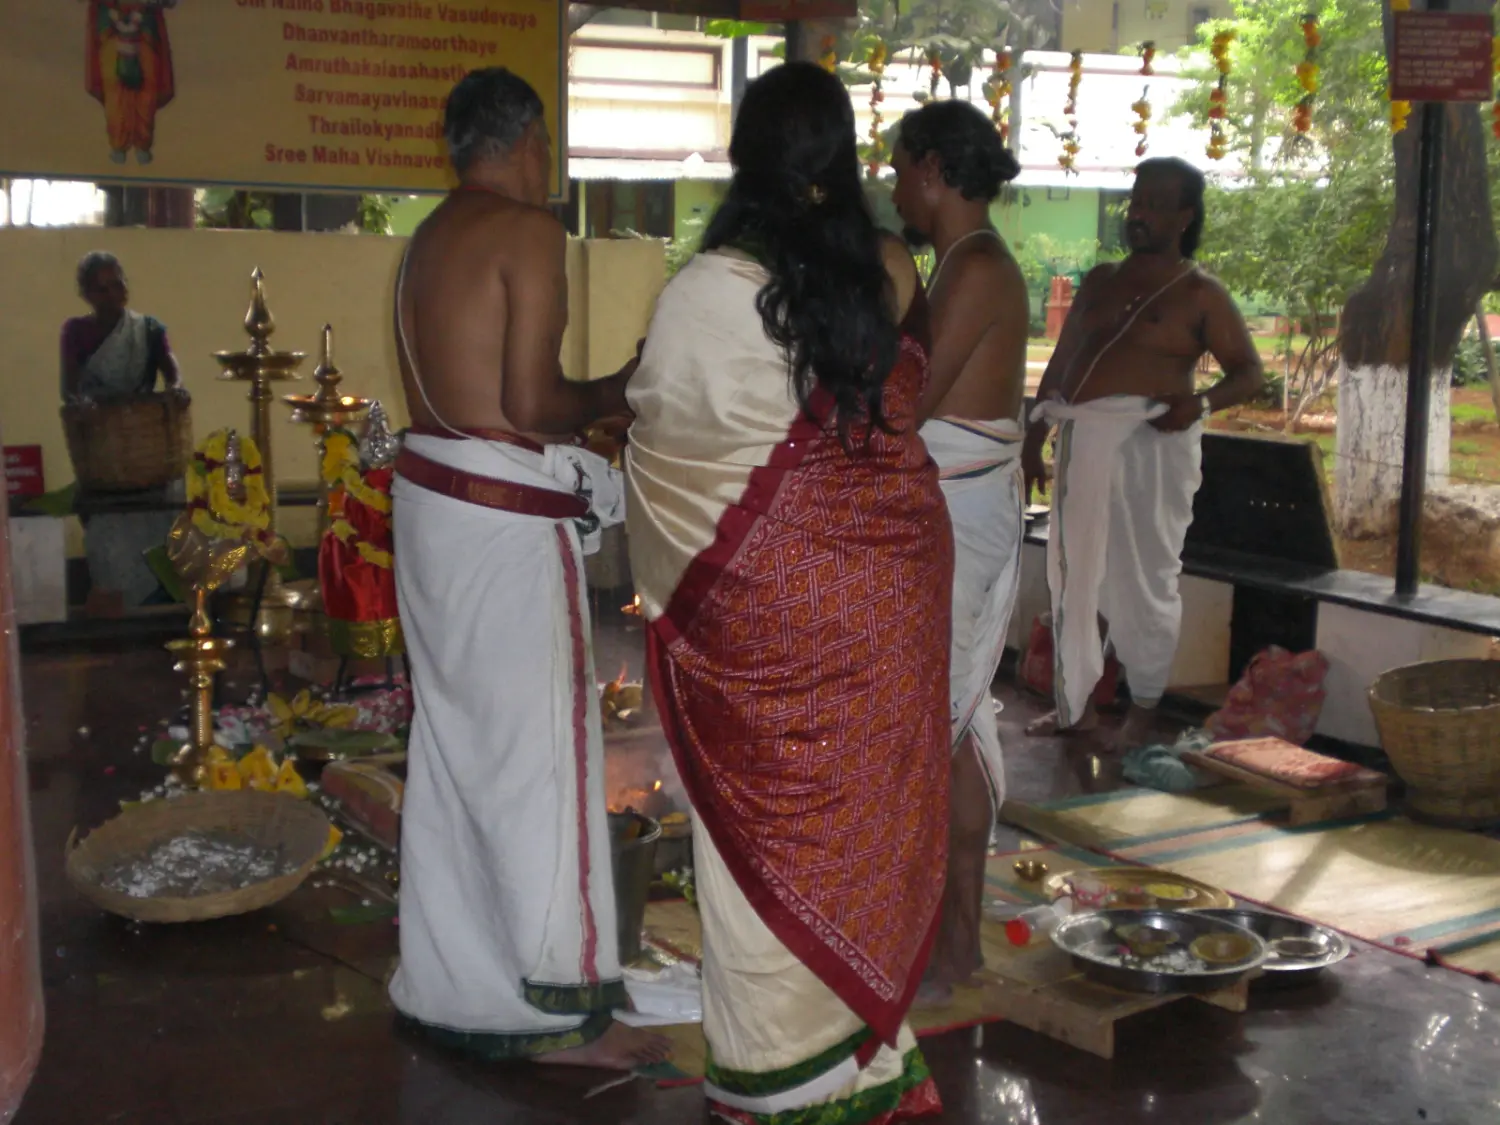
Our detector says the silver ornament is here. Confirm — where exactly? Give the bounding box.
[359,400,400,469]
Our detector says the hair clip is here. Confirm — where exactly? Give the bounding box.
[807,184,827,205]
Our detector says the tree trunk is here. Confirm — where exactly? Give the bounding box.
[1477,304,1500,420]
[1334,0,1497,538]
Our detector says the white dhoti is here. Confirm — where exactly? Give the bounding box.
[388,432,628,1058]
[1034,395,1202,729]
[920,417,1025,811]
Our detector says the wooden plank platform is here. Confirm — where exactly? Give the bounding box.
[1183,738,1388,827]
[982,935,1251,1060]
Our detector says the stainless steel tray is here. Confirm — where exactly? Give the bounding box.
[1188,908,1350,985]
[1051,908,1268,995]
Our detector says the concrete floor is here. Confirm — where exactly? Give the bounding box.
[12,620,1500,1124]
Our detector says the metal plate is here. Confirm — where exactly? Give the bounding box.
[1043,866,1235,911]
[1051,908,1267,995]
[1188,908,1351,984]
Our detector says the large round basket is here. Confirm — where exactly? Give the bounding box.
[1369,659,1500,828]
[65,790,330,924]
[61,392,192,492]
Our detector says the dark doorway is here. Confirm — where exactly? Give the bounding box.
[583,181,674,239]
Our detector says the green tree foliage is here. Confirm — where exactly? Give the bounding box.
[1173,0,1500,424]
[838,0,1050,93]
[1171,0,1389,420]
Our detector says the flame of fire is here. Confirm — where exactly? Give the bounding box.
[653,779,663,792]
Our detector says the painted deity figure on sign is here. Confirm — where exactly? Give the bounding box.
[83,0,178,166]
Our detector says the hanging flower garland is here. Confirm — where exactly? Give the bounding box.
[928,48,943,99]
[1293,13,1320,135]
[1388,1,1413,135]
[1131,43,1154,158]
[986,48,1014,145]
[1390,89,1412,134]
[866,40,888,178]
[818,35,838,74]
[1132,88,1152,158]
[1206,29,1234,160]
[1059,50,1083,174]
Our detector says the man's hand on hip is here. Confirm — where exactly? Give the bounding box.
[1148,393,1205,433]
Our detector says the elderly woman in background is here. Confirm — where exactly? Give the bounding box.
[62,252,183,403]
[61,251,188,612]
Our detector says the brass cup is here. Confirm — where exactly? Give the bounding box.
[1013,858,1049,882]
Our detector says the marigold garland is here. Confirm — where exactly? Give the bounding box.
[1206,30,1234,160]
[1389,0,1412,134]
[866,40,888,178]
[186,429,273,542]
[1128,86,1152,159]
[1390,90,1412,134]
[818,35,837,74]
[928,48,943,98]
[1136,43,1156,156]
[986,48,1014,145]
[321,428,391,514]
[331,519,394,569]
[1059,50,1083,174]
[1292,13,1319,135]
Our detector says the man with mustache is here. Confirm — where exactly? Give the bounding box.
[1022,157,1263,750]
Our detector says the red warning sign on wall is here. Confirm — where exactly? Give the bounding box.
[3,446,43,500]
[1389,11,1494,103]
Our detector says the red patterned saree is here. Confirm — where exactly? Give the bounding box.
[626,250,949,1122]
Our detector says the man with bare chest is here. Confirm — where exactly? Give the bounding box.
[1022,157,1263,749]
[892,100,1029,1001]
[387,68,666,1071]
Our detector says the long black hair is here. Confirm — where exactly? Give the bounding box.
[702,63,899,443]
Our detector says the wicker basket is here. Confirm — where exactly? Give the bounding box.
[1369,659,1500,828]
[61,392,192,492]
[65,790,330,923]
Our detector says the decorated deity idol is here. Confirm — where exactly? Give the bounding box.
[318,402,402,657]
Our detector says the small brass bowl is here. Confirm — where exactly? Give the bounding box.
[1013,858,1049,882]
[1191,932,1257,965]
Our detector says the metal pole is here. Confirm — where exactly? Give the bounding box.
[784,21,806,63]
[731,34,749,123]
[1394,96,1444,596]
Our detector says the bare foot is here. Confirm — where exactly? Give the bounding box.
[1026,703,1098,738]
[535,1021,673,1070]
[1105,705,1158,754]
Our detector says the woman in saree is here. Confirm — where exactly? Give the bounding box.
[626,63,958,1124]
[61,251,187,611]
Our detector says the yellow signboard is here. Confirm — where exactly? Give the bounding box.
[0,0,565,197]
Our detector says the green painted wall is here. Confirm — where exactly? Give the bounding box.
[389,195,439,237]
[674,180,725,245]
[1005,186,1100,246]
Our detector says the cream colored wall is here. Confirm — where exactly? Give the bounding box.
[1059,0,1228,53]
[0,228,664,555]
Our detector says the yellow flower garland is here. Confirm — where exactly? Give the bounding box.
[187,430,272,541]
[320,428,392,514]
[331,518,394,569]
